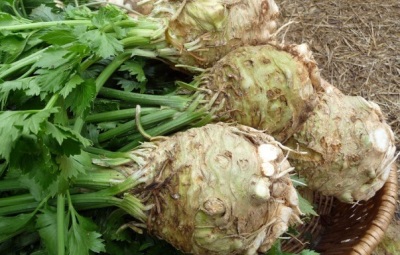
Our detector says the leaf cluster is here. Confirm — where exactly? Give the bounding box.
[0,3,158,255]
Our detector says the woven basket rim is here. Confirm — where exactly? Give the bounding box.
[350,164,398,254]
[282,163,398,255]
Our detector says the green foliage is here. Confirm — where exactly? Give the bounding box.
[29,5,63,21]
[0,33,28,63]
[93,209,182,255]
[64,78,96,116]
[0,3,156,254]
[0,212,36,243]
[298,192,318,217]
[36,208,58,255]
[66,213,106,255]
[117,59,147,93]
[290,175,318,217]
[79,29,123,59]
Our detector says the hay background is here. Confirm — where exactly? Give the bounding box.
[276,0,399,254]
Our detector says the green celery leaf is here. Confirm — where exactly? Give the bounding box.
[119,60,147,83]
[9,135,58,192]
[78,30,123,58]
[112,23,127,38]
[29,159,58,193]
[265,240,320,255]
[57,151,92,180]
[0,77,41,108]
[35,67,73,98]
[67,213,105,255]
[23,29,45,49]
[40,28,77,45]
[34,47,73,69]
[116,78,145,93]
[21,174,69,200]
[36,208,58,255]
[117,60,147,93]
[29,4,63,21]
[0,12,30,26]
[86,231,106,253]
[91,5,126,28]
[0,34,28,64]
[68,42,91,57]
[82,62,107,80]
[59,74,84,98]
[19,174,47,201]
[82,123,100,146]
[52,103,69,125]
[0,111,25,160]
[97,122,118,131]
[45,122,78,146]
[265,240,294,255]
[75,213,98,231]
[0,212,36,243]
[64,78,96,116]
[32,46,83,98]
[45,122,92,149]
[22,108,59,135]
[298,192,318,217]
[64,5,93,20]
[6,128,78,196]
[92,208,181,255]
[21,0,62,15]
[45,132,85,157]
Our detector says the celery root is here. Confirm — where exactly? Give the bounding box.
[98,123,302,254]
[196,43,322,142]
[106,0,280,67]
[285,80,396,202]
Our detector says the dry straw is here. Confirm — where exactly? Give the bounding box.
[276,1,399,254]
[277,0,400,149]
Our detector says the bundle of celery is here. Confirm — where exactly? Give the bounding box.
[0,2,310,255]
[0,1,396,255]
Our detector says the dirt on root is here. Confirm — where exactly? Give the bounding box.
[275,0,400,254]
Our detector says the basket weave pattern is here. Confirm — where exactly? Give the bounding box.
[282,164,398,255]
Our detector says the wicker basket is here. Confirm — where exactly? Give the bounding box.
[282,164,398,255]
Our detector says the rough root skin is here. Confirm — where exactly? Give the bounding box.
[132,123,301,255]
[116,0,280,67]
[199,44,321,142]
[285,80,396,202]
